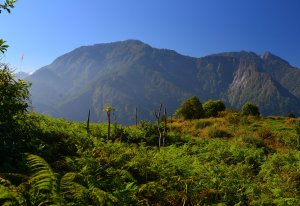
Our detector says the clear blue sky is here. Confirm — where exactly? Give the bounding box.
[1,0,300,73]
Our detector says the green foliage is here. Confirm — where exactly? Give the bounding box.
[0,0,16,53]
[257,151,300,205]
[294,121,300,136]
[0,39,8,54]
[203,99,226,117]
[207,126,230,138]
[0,0,16,13]
[256,128,273,139]
[0,66,31,126]
[242,102,260,116]
[195,119,212,129]
[175,96,204,119]
[1,109,300,204]
[241,136,265,148]
[287,113,296,118]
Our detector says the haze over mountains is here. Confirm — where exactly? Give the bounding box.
[25,40,300,124]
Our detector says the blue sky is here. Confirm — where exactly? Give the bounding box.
[1,0,300,73]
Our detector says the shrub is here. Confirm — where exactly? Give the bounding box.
[225,112,241,125]
[175,96,204,119]
[208,126,230,138]
[241,136,265,148]
[295,121,300,136]
[0,66,31,126]
[241,102,260,116]
[202,100,226,117]
[287,113,296,118]
[195,120,212,129]
[256,128,273,139]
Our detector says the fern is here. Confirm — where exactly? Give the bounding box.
[27,154,58,194]
[26,154,64,205]
[60,172,117,205]
[0,178,26,206]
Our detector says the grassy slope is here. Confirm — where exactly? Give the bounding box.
[1,112,300,205]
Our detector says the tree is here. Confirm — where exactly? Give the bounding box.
[241,102,260,116]
[175,96,204,119]
[203,100,226,117]
[0,65,31,126]
[0,0,17,53]
[0,0,28,128]
[287,113,296,118]
[103,105,115,139]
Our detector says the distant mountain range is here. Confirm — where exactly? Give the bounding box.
[25,40,300,124]
[15,71,29,80]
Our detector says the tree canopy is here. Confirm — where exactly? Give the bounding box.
[0,65,31,126]
[203,100,226,117]
[0,0,16,53]
[241,102,260,116]
[175,96,204,119]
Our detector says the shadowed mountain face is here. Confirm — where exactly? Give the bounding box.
[25,40,300,124]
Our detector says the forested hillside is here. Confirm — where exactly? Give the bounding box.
[26,40,300,124]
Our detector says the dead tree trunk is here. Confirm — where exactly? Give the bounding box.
[135,107,138,127]
[107,111,111,139]
[86,109,90,135]
[155,103,163,148]
[163,107,167,147]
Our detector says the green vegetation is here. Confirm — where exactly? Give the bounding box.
[1,111,300,205]
[288,113,296,118]
[0,66,31,126]
[1,4,300,205]
[203,99,226,117]
[242,102,260,116]
[175,96,204,119]
[0,0,16,53]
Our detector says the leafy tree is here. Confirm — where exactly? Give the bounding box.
[203,99,226,117]
[175,96,204,119]
[287,113,296,118]
[241,102,260,116]
[0,65,31,126]
[0,1,29,128]
[0,0,16,53]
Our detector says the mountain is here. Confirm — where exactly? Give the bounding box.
[25,40,300,124]
[14,71,29,80]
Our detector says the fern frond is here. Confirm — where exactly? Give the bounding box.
[91,187,118,205]
[0,185,25,206]
[27,154,58,195]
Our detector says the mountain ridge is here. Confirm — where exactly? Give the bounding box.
[25,40,300,123]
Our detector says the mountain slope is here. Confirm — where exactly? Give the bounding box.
[26,40,300,123]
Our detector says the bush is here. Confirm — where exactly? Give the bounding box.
[175,96,204,119]
[195,120,212,129]
[208,126,230,138]
[225,112,241,125]
[256,128,273,139]
[241,102,260,116]
[202,100,226,117]
[0,66,31,126]
[287,113,296,118]
[241,136,265,148]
